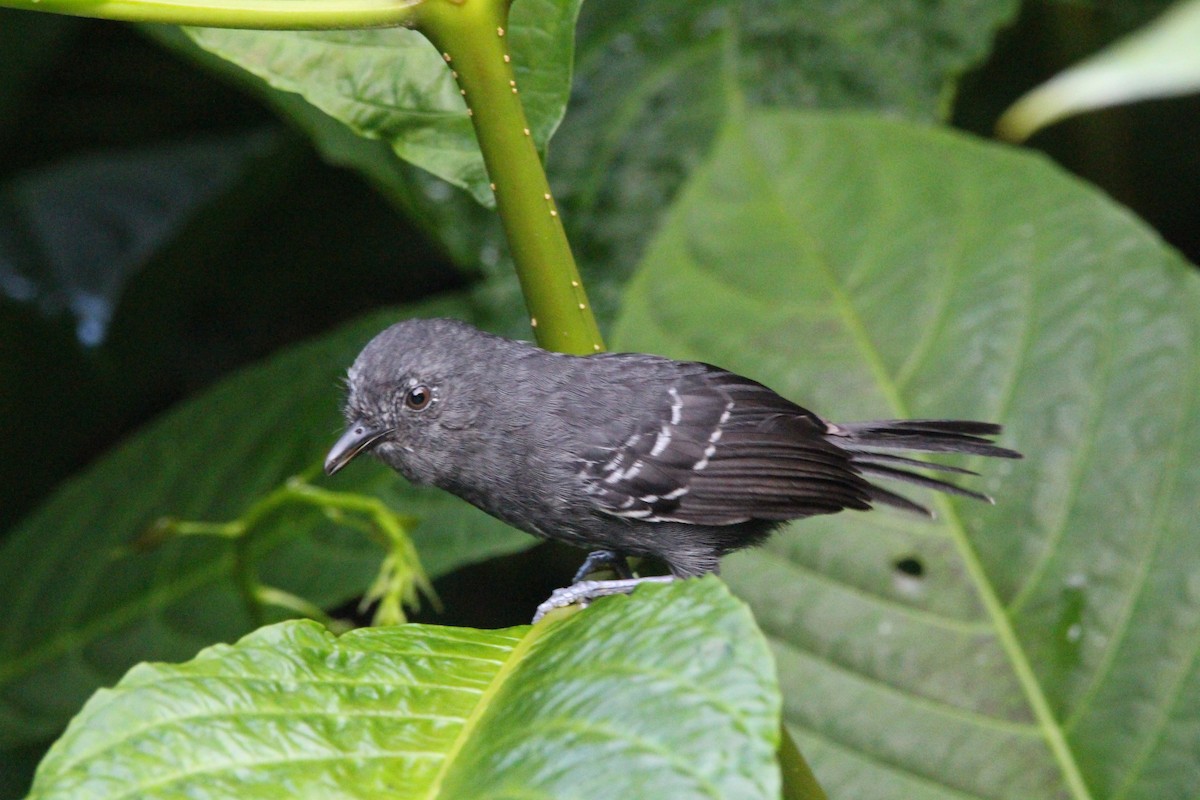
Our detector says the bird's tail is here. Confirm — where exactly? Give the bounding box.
[828,420,1022,516]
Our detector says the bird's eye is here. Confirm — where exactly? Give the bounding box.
[404,384,432,411]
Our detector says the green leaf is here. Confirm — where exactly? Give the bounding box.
[553,0,1022,310]
[182,0,582,207]
[615,110,1200,799]
[998,0,1200,141]
[0,298,533,750]
[26,578,783,800]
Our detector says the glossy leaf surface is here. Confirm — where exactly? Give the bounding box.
[185,0,581,205]
[27,578,783,800]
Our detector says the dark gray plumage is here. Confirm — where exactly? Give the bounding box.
[326,318,1021,582]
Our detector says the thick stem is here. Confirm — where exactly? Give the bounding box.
[415,0,604,354]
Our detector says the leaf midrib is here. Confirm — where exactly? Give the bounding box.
[743,114,1095,800]
[423,617,553,800]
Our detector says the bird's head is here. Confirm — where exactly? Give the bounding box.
[324,318,486,483]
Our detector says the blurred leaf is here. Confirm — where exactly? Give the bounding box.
[615,110,1200,798]
[999,0,1200,141]
[182,0,581,207]
[27,578,786,800]
[553,0,1023,320]
[0,131,275,346]
[0,297,533,750]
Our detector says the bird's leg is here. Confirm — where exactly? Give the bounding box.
[532,575,678,623]
[571,549,633,583]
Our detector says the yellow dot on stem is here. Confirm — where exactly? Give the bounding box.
[503,54,511,63]
[442,52,452,62]
[531,317,538,327]
[497,26,505,36]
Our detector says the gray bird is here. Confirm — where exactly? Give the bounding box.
[326,318,1020,619]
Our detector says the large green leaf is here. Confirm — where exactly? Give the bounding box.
[615,110,1200,799]
[182,0,581,206]
[552,0,1022,306]
[26,578,783,800]
[0,298,533,750]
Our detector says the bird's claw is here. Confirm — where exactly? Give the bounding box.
[571,549,634,584]
[532,575,678,623]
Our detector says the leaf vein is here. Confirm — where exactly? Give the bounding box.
[746,125,1094,800]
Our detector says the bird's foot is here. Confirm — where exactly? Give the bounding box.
[532,575,678,623]
[571,550,634,584]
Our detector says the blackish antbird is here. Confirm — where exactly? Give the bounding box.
[326,319,1020,618]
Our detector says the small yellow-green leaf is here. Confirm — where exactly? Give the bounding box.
[998,0,1200,141]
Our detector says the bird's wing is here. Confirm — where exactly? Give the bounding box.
[578,367,873,525]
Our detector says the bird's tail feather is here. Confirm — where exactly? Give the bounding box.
[830,419,1021,515]
[833,419,1022,459]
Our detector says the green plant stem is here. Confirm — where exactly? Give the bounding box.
[146,477,433,624]
[415,0,604,354]
[0,0,423,28]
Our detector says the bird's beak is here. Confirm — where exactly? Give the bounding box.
[324,422,392,476]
